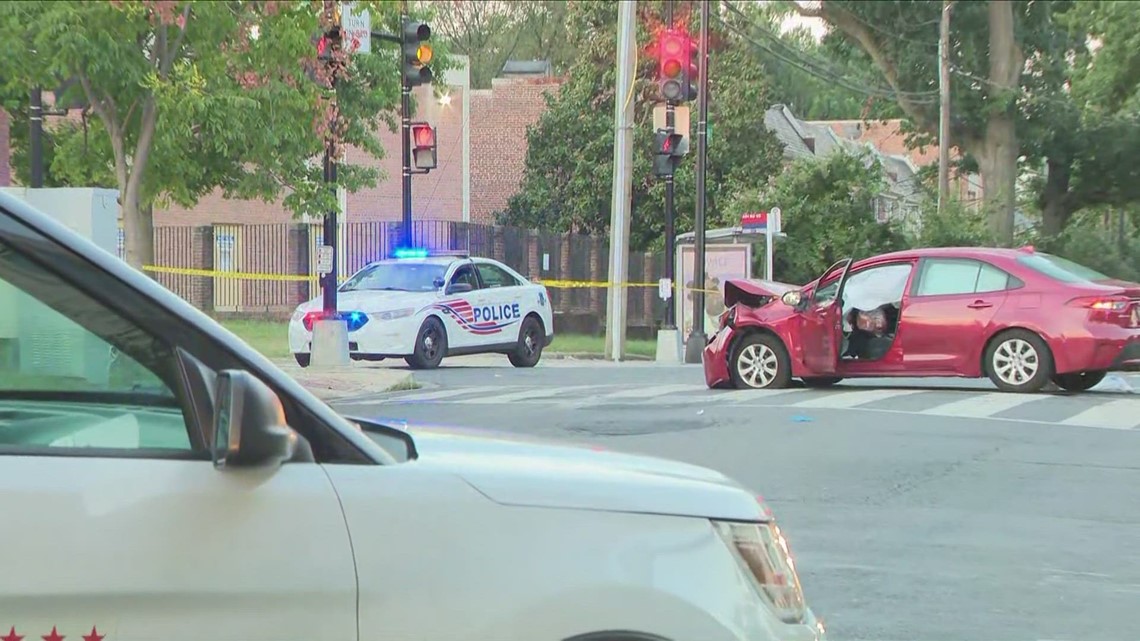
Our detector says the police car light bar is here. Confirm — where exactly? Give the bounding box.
[391,248,469,259]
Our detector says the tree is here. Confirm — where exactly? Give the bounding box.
[0,1,430,269]
[423,0,575,89]
[730,151,907,284]
[789,0,1029,244]
[790,0,1140,244]
[498,0,785,251]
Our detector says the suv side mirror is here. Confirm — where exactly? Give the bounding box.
[212,370,297,469]
[446,281,474,295]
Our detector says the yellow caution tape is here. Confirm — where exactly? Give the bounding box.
[140,265,722,294]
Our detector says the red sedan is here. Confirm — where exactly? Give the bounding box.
[702,246,1140,393]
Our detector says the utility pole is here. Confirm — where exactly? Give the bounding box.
[663,0,676,331]
[604,0,636,362]
[683,0,711,364]
[938,0,952,214]
[29,87,44,188]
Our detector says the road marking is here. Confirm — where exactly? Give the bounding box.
[388,385,505,402]
[461,385,598,404]
[788,387,926,409]
[717,388,808,403]
[919,392,1041,418]
[1059,398,1140,430]
[597,383,706,400]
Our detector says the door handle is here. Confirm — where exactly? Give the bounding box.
[967,300,993,309]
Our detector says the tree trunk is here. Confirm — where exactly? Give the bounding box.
[983,0,1022,246]
[1039,158,1072,238]
[122,197,155,271]
[976,115,1018,244]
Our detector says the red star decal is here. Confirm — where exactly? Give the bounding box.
[41,627,63,641]
[81,627,103,641]
[1,626,23,641]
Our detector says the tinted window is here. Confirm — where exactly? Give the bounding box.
[0,241,191,452]
[1017,253,1110,283]
[340,262,448,292]
[450,264,479,288]
[916,259,1012,296]
[476,263,520,288]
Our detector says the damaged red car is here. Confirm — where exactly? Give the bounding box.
[702,246,1140,394]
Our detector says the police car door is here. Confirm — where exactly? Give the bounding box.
[437,261,484,349]
[473,261,526,348]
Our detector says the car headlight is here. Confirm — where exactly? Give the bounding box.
[713,520,807,624]
[375,308,415,321]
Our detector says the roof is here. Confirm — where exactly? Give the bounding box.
[866,246,1030,264]
[500,60,552,77]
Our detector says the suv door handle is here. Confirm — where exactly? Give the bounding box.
[967,300,993,309]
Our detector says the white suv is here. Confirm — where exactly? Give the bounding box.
[0,192,826,641]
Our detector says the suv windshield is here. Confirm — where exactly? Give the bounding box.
[1016,253,1110,283]
[339,262,448,293]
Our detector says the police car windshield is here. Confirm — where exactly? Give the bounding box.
[340,262,447,292]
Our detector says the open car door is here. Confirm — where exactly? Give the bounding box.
[799,259,853,374]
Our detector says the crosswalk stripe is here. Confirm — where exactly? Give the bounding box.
[390,385,506,402]
[716,388,809,403]
[598,383,706,400]
[461,386,598,404]
[919,392,1042,418]
[788,387,927,409]
[1059,398,1140,430]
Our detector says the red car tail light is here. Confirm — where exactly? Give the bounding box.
[1066,295,1134,325]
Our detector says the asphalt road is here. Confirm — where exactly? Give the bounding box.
[333,358,1140,641]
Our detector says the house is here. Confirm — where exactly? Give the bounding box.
[763,104,986,229]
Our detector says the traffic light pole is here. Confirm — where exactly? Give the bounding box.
[683,0,710,364]
[401,82,413,249]
[663,103,676,330]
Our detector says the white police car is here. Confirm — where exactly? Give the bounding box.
[289,250,555,369]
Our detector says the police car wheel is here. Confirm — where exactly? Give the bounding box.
[508,316,544,368]
[294,353,311,368]
[729,333,791,389]
[406,318,447,370]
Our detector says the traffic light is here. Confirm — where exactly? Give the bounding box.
[411,122,437,170]
[653,128,685,177]
[317,1,342,61]
[657,29,697,103]
[401,18,433,87]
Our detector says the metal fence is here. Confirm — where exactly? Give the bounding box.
[143,220,668,333]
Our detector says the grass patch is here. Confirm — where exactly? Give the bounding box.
[386,376,422,392]
[219,319,658,360]
[221,319,292,359]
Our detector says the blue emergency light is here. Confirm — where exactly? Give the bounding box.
[393,247,430,259]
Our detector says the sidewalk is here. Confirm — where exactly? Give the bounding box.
[273,359,418,401]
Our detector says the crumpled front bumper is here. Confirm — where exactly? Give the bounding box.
[702,326,735,388]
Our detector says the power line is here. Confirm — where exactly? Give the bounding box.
[719,1,938,103]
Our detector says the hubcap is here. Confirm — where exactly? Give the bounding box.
[524,330,536,355]
[737,343,778,388]
[424,332,437,359]
[993,338,1039,386]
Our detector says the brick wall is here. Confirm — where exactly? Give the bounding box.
[469,77,562,224]
[0,110,10,187]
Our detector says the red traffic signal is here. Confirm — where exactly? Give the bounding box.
[657,29,696,103]
[410,122,437,170]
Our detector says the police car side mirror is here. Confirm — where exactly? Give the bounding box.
[212,370,298,469]
[446,282,474,295]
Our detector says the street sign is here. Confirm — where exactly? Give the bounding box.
[658,277,673,301]
[316,245,334,275]
[770,207,782,234]
[341,2,371,54]
[740,211,769,231]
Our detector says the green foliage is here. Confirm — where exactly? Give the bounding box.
[752,152,907,284]
[498,0,785,251]
[0,0,450,264]
[907,198,994,249]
